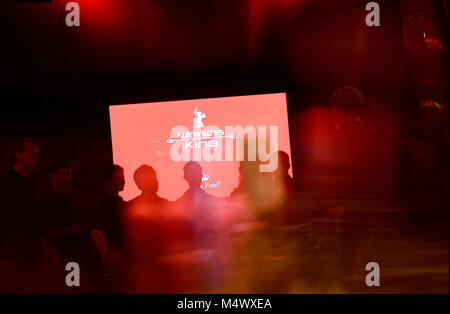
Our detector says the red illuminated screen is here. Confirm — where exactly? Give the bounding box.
[109,93,292,201]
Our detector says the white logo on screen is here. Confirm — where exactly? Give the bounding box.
[166,104,280,172]
[193,107,206,129]
[200,172,221,189]
[165,106,232,148]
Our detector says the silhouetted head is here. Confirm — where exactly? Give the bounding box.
[330,86,367,129]
[238,160,259,179]
[134,164,158,195]
[100,164,125,196]
[330,86,365,111]
[272,151,290,174]
[9,137,39,176]
[49,158,74,194]
[183,161,203,189]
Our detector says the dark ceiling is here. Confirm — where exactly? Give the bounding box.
[1,0,408,117]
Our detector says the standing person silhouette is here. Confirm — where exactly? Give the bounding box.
[174,161,222,291]
[38,158,104,293]
[174,161,219,247]
[271,151,295,226]
[127,165,175,292]
[0,137,43,293]
[90,164,128,292]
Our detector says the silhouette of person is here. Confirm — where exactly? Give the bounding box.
[175,161,218,246]
[38,158,104,292]
[330,86,377,177]
[90,164,127,292]
[271,151,295,226]
[176,161,217,207]
[91,164,126,248]
[0,137,42,292]
[272,151,295,198]
[39,159,83,260]
[128,165,169,217]
[229,138,274,211]
[127,166,166,263]
[230,160,258,198]
[127,165,177,292]
[230,158,274,214]
[174,161,225,291]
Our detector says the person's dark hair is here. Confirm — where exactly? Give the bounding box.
[183,161,202,173]
[9,137,38,167]
[330,86,365,110]
[100,164,123,186]
[183,161,203,188]
[133,164,156,184]
[49,158,74,174]
[275,151,290,171]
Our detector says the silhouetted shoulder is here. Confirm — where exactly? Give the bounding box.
[127,195,141,208]
[174,189,191,203]
[128,194,169,207]
[157,196,170,206]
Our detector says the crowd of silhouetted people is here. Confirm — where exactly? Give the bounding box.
[0,137,295,293]
[1,86,447,293]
